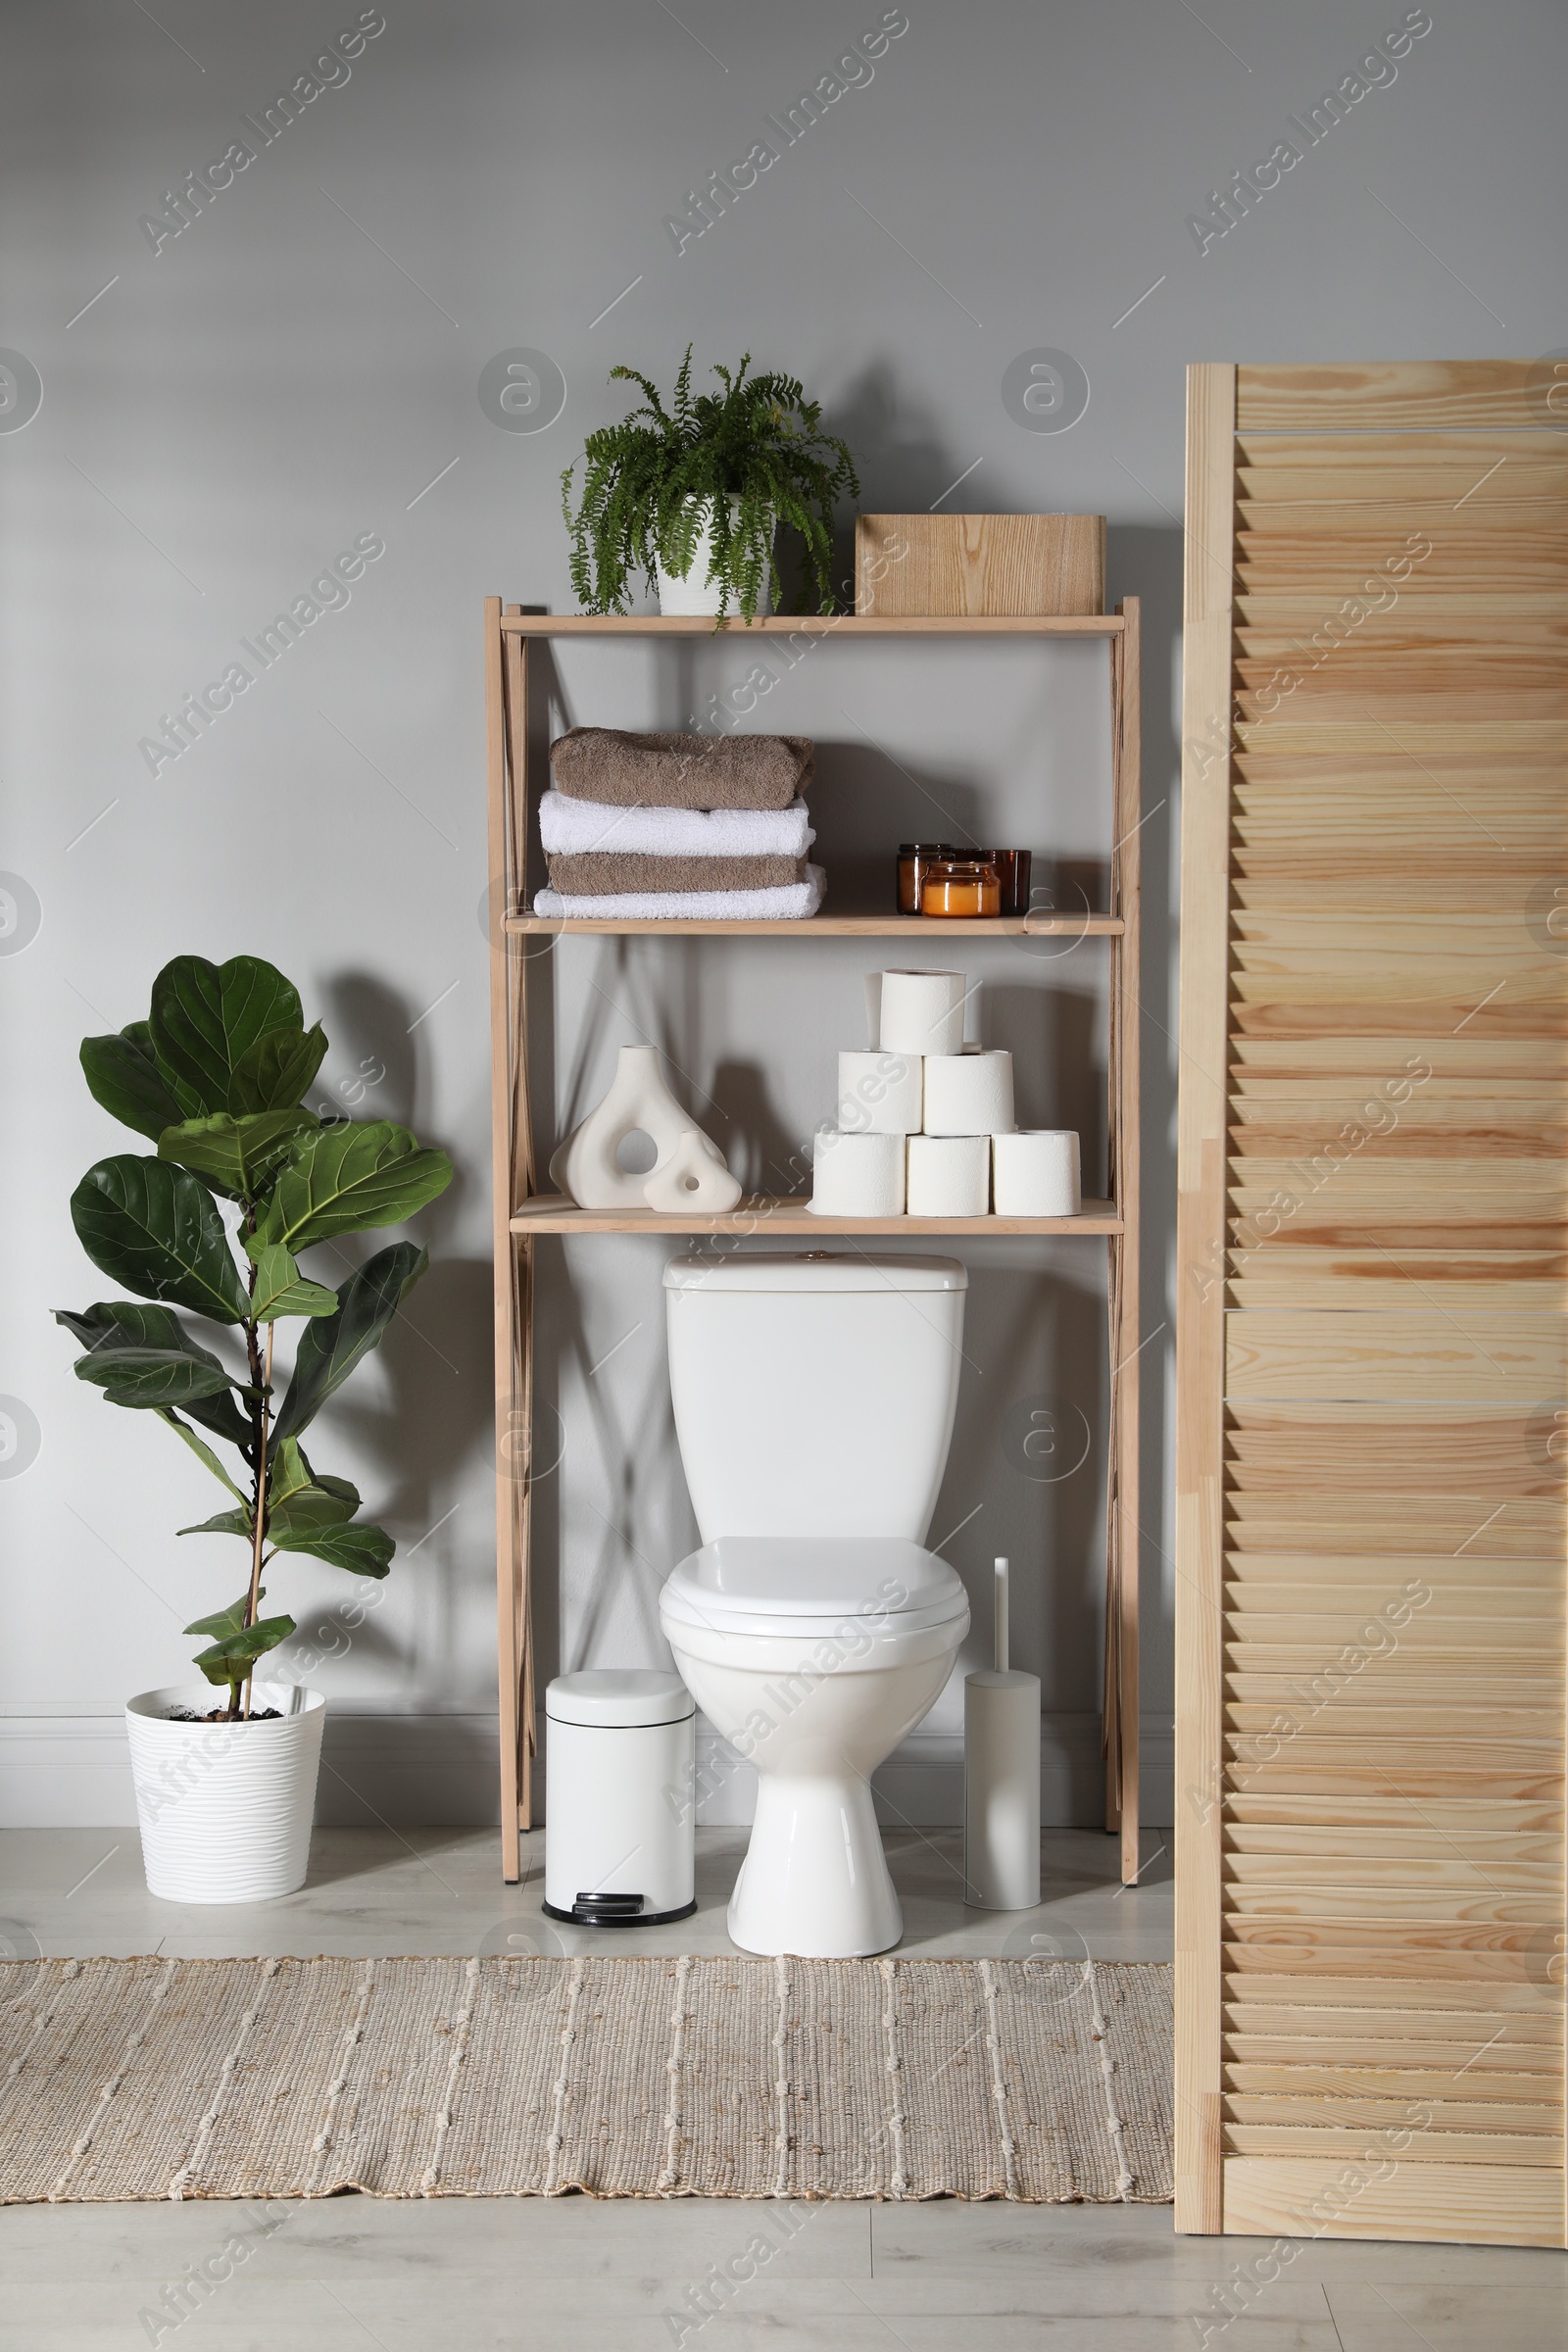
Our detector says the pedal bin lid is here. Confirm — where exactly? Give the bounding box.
[545,1670,695,1729]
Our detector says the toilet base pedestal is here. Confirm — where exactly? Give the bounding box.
[727,1772,903,1958]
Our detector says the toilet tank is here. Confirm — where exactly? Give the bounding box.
[663,1253,967,1543]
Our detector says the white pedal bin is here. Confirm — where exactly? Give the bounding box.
[544,1670,697,1926]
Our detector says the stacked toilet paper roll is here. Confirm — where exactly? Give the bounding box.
[808,1126,906,1216]
[992,1130,1081,1217]
[877,969,966,1057]
[837,1049,923,1137]
[812,965,1081,1221]
[922,1049,1014,1138]
[907,1135,989,1217]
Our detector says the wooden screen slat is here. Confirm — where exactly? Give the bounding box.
[1177,361,1568,2246]
[1234,362,1557,430]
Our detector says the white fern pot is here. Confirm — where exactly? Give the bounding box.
[655,496,773,616]
[125,1683,325,1903]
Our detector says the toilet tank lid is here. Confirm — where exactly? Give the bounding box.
[546,1670,694,1728]
[663,1252,967,1294]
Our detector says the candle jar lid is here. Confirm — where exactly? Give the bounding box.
[926,857,998,877]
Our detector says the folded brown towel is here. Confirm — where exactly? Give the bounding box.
[550,728,813,811]
[547,853,808,898]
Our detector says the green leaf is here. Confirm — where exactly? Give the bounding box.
[264,1438,358,1540]
[148,956,303,1118]
[269,1490,356,1540]
[226,1436,371,1555]
[158,1409,252,1501]
[248,1242,339,1324]
[252,1126,451,1258]
[157,1107,319,1201]
[274,1243,429,1440]
[75,1347,237,1410]
[255,1435,355,1538]
[171,1384,256,1454]
[265,1435,315,1514]
[56,1299,211,1358]
[79,1023,186,1142]
[192,1615,295,1686]
[178,1505,252,1539]
[59,1304,258,1454]
[184,1590,265,1642]
[270,1520,394,1577]
[228,1022,328,1114]
[58,1299,247,1413]
[71,1158,250,1324]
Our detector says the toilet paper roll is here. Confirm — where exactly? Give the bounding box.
[877,968,967,1057]
[992,1130,1081,1217]
[837,1050,924,1137]
[808,1127,906,1216]
[922,1050,1015,1137]
[906,1133,990,1217]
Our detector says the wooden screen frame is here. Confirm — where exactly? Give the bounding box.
[1175,360,1568,2249]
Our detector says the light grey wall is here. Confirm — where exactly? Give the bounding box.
[2,0,1562,1828]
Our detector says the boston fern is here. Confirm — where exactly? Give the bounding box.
[561,348,859,619]
[56,956,453,1719]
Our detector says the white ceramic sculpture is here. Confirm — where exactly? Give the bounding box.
[550,1046,742,1213]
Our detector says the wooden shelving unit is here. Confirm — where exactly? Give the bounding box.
[512,1197,1122,1239]
[486,596,1144,1885]
[509,914,1126,939]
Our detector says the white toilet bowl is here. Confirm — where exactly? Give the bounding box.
[662,1537,969,1956]
[659,1254,973,1959]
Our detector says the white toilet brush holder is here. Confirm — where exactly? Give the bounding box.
[963,1558,1041,1910]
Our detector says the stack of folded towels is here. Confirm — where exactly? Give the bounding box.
[534,728,826,920]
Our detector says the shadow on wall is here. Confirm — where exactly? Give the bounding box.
[898,1254,1110,1736]
[821,361,958,595]
[522,1246,691,1704]
[290,971,495,1691]
[707,1058,812,1199]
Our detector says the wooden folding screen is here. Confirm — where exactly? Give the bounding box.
[1177,362,1568,2245]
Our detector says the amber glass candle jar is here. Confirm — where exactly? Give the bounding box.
[977,850,1033,917]
[921,858,1002,918]
[897,843,955,915]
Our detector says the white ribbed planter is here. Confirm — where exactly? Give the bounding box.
[654,497,773,615]
[125,1683,325,1903]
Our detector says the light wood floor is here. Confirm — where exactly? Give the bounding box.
[0,1825,1561,2348]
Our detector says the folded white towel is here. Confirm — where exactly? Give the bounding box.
[533,864,827,921]
[539,789,813,860]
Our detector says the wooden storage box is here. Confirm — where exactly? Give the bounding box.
[855,513,1105,616]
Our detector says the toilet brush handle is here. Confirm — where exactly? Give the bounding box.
[994,1556,1008,1676]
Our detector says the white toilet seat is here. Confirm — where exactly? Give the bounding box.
[661,1535,968,1644]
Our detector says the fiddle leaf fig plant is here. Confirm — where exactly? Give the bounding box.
[561,347,859,619]
[57,956,453,1720]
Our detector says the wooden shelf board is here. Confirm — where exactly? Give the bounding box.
[507,912,1123,938]
[498,612,1123,638]
[510,1195,1121,1237]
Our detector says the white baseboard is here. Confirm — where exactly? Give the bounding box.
[0,1708,500,1831]
[696,1712,1172,1830]
[0,1708,1174,1830]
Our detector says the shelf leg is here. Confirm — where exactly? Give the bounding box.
[1107,601,1142,1886]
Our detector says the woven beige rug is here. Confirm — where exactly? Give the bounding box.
[0,1954,1172,2204]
